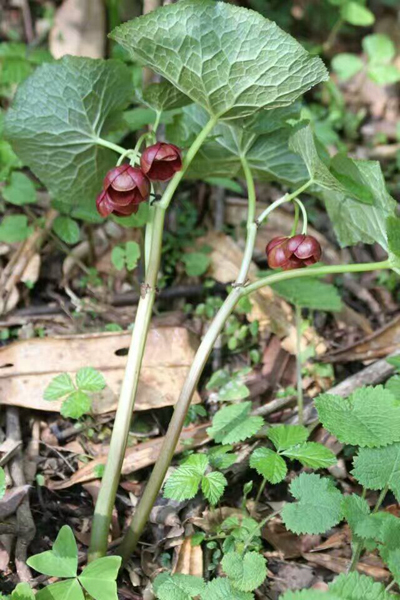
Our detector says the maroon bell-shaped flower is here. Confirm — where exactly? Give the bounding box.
[140,142,182,181]
[96,165,150,217]
[266,234,322,271]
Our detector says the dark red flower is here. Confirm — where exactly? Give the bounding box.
[266,234,322,270]
[96,165,150,217]
[140,142,182,181]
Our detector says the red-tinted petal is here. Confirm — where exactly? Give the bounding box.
[108,188,137,206]
[113,203,140,216]
[286,234,305,254]
[155,143,181,162]
[282,257,305,271]
[295,236,322,260]
[104,164,131,190]
[128,168,150,199]
[96,190,114,217]
[140,144,161,176]
[266,236,288,255]
[267,241,290,269]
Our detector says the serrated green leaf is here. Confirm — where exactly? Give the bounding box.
[201,577,254,600]
[207,402,264,445]
[282,473,343,535]
[315,386,400,448]
[61,391,91,420]
[78,556,121,600]
[0,215,33,243]
[76,367,106,392]
[5,57,133,211]
[330,571,393,600]
[267,424,309,451]
[271,277,342,311]
[321,160,396,250]
[282,442,337,469]
[155,573,206,600]
[36,579,84,600]
[289,124,346,193]
[218,380,250,402]
[250,447,287,484]
[53,216,80,245]
[331,54,364,81]
[201,471,227,505]
[182,253,210,277]
[341,494,372,539]
[11,583,35,600]
[27,525,78,578]
[352,443,400,501]
[167,104,307,185]
[363,34,395,65]
[44,373,75,401]
[111,0,328,121]
[208,446,237,470]
[142,81,191,112]
[0,467,6,500]
[222,551,267,592]
[341,2,375,26]
[164,454,208,501]
[2,172,36,206]
[386,375,400,397]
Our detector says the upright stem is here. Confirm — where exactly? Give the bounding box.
[88,207,165,562]
[295,304,304,425]
[89,117,218,561]
[116,156,258,561]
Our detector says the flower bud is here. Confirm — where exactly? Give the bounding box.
[140,142,182,181]
[96,165,150,217]
[266,234,321,270]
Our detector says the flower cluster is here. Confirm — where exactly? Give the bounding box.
[266,234,321,270]
[96,143,182,217]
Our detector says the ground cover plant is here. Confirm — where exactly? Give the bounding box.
[1,0,400,598]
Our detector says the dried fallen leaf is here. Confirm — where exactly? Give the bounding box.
[0,328,200,414]
[173,536,203,578]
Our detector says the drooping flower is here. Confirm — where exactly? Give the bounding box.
[140,142,182,181]
[96,165,150,217]
[266,234,322,270]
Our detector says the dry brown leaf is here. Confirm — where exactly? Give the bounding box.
[49,0,106,59]
[303,552,390,581]
[262,518,320,559]
[47,423,209,489]
[0,327,200,413]
[324,314,400,363]
[173,537,203,577]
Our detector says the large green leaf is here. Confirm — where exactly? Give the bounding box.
[111,0,328,120]
[167,104,307,184]
[320,159,396,250]
[27,525,78,578]
[5,56,133,211]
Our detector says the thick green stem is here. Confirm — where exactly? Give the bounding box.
[116,156,258,561]
[89,116,218,561]
[88,207,165,562]
[295,304,304,425]
[159,116,218,210]
[95,137,127,155]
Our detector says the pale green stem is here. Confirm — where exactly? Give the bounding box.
[159,116,218,210]
[290,202,300,236]
[256,180,312,226]
[89,116,218,562]
[295,198,308,235]
[255,478,267,504]
[295,304,304,425]
[116,156,258,562]
[95,137,127,155]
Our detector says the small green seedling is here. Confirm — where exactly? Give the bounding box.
[25,525,121,600]
[44,367,106,419]
[111,241,141,271]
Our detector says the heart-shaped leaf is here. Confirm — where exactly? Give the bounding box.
[111,0,328,120]
[78,556,121,600]
[27,525,78,578]
[5,56,133,211]
[36,579,84,600]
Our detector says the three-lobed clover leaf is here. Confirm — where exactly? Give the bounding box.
[315,386,400,448]
[5,56,133,217]
[44,367,106,420]
[78,556,121,600]
[27,525,78,578]
[352,443,400,502]
[163,453,227,505]
[207,402,264,445]
[111,0,328,121]
[282,473,343,535]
